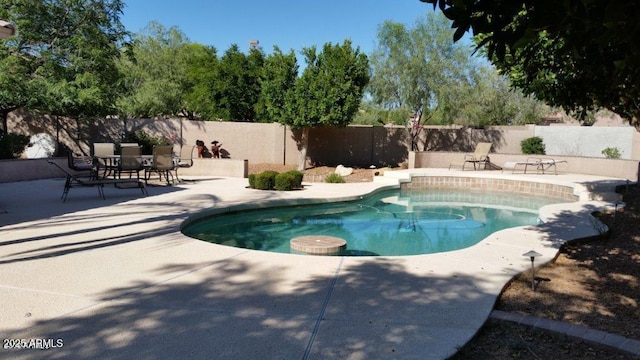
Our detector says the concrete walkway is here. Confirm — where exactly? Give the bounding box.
[0,169,632,359]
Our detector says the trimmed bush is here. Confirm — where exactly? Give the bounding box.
[254,170,278,190]
[325,173,345,183]
[286,170,304,188]
[601,147,621,159]
[521,136,546,155]
[248,173,257,188]
[275,172,297,191]
[121,129,171,155]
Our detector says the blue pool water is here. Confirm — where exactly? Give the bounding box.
[182,189,565,256]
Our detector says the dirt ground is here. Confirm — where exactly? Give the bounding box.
[249,163,389,183]
[249,164,640,359]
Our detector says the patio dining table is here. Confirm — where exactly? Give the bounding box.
[94,154,154,179]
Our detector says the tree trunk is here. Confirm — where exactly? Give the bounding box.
[0,110,8,134]
[297,127,310,171]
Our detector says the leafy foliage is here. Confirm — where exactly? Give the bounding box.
[601,147,621,159]
[325,173,345,183]
[116,21,191,119]
[182,44,219,120]
[368,13,474,123]
[252,170,278,190]
[521,137,546,155]
[292,41,370,129]
[0,132,30,159]
[260,47,298,124]
[274,172,297,191]
[421,0,640,129]
[263,40,369,170]
[121,129,171,155]
[210,45,265,121]
[0,0,128,131]
[248,170,304,191]
[367,11,550,152]
[285,170,304,189]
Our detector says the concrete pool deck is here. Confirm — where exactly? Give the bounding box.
[0,169,632,359]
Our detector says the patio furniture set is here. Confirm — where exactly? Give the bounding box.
[448,142,567,174]
[48,143,196,202]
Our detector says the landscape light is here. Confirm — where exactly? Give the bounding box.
[522,250,542,291]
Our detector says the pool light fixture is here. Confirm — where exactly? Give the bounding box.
[522,250,542,291]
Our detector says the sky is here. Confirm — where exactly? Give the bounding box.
[120,0,435,56]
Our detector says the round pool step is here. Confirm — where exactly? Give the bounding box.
[290,235,347,255]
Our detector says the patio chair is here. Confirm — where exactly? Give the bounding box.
[67,151,95,175]
[502,157,567,174]
[174,145,195,182]
[145,145,176,185]
[536,158,567,174]
[93,142,116,178]
[48,160,148,202]
[449,142,492,170]
[118,145,144,180]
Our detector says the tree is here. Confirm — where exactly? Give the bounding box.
[369,13,475,121]
[260,46,298,124]
[210,44,265,122]
[116,21,191,119]
[369,11,551,150]
[368,12,483,150]
[291,40,369,170]
[0,0,128,132]
[421,0,640,129]
[182,43,218,120]
[457,66,550,126]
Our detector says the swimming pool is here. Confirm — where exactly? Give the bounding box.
[182,188,565,256]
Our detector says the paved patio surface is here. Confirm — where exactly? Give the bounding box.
[0,169,629,359]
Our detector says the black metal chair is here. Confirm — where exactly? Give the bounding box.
[117,146,144,180]
[145,145,176,185]
[174,145,195,182]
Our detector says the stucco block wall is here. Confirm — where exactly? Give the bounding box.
[6,111,640,173]
[177,158,248,178]
[535,126,635,158]
[409,152,640,182]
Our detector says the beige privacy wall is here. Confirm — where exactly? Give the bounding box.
[7,111,640,168]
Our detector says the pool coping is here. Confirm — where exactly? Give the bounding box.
[0,168,632,359]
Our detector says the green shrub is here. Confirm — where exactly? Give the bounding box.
[0,133,30,159]
[521,136,546,154]
[325,173,345,183]
[275,172,297,191]
[254,170,278,190]
[248,173,257,188]
[285,170,304,188]
[601,147,621,159]
[121,129,171,155]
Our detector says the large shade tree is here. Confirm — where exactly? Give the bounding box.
[421,0,640,129]
[182,43,219,120]
[261,41,369,170]
[116,21,191,119]
[368,12,475,122]
[209,44,265,122]
[0,0,128,133]
[292,41,369,170]
[260,46,298,125]
[368,12,548,150]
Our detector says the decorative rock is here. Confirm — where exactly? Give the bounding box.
[335,164,353,176]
